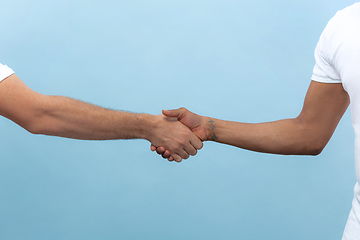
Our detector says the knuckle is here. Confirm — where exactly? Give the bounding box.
[179,137,187,144]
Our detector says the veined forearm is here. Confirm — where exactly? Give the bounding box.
[0,74,202,162]
[204,117,325,155]
[29,95,153,140]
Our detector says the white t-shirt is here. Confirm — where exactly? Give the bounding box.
[0,63,14,82]
[312,2,360,239]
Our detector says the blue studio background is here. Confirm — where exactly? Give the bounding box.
[0,0,357,239]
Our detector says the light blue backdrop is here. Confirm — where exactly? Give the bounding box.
[0,1,357,239]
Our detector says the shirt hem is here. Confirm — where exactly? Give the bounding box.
[0,65,15,82]
[311,75,342,83]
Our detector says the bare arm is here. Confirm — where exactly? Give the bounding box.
[154,81,349,158]
[0,74,203,162]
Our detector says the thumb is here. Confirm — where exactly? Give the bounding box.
[162,108,185,119]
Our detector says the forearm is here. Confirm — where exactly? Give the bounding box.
[28,95,153,140]
[157,82,349,159]
[204,117,325,155]
[0,74,203,162]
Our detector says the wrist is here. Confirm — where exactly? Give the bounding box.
[132,113,157,141]
[203,116,219,142]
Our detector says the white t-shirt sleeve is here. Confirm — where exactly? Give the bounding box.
[0,63,14,82]
[311,15,342,83]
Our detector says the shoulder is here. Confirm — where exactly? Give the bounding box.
[325,3,360,32]
[317,3,360,54]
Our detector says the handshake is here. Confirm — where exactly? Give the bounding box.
[0,74,219,160]
[0,74,335,163]
[147,107,216,163]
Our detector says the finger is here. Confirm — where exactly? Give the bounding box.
[190,136,204,150]
[162,108,186,119]
[176,148,190,160]
[150,144,156,151]
[156,146,166,155]
[183,134,203,156]
[162,150,171,159]
[171,154,182,163]
[168,156,175,162]
[183,144,197,156]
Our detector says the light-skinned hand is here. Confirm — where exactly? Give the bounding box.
[151,108,208,162]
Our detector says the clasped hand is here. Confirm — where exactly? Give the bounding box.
[150,108,208,162]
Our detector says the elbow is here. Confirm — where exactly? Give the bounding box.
[24,121,43,135]
[20,103,53,135]
[21,115,45,135]
[6,92,54,135]
[303,140,327,156]
[286,143,324,156]
[10,110,44,135]
[308,146,324,156]
[24,114,58,136]
[294,117,328,156]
